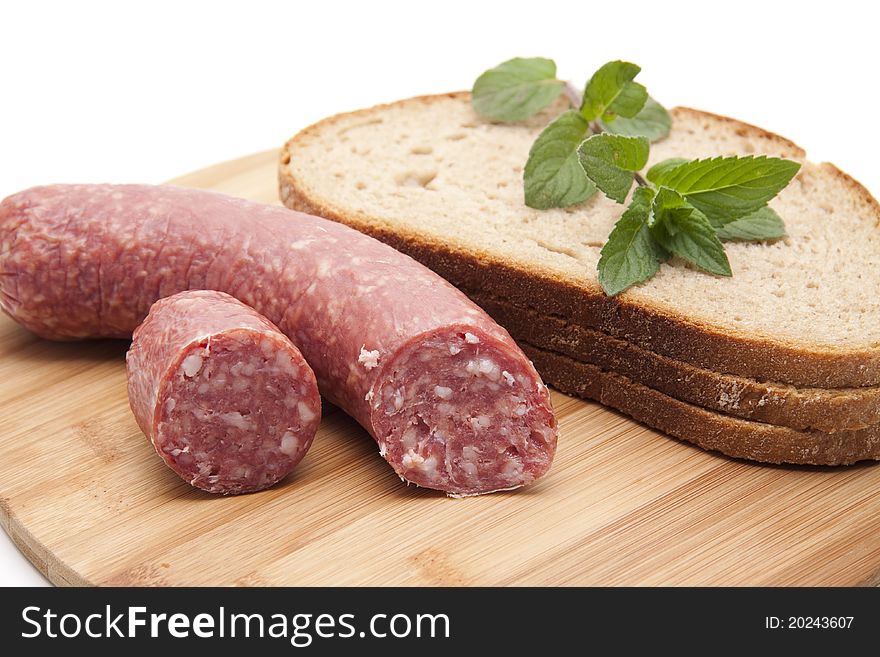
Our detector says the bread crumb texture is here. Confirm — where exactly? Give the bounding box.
[284,93,879,350]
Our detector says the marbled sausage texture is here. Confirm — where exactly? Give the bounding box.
[126,290,320,494]
[0,185,557,495]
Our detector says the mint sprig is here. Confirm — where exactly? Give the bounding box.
[472,58,801,296]
[514,59,666,209]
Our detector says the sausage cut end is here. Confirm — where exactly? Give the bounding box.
[369,327,557,495]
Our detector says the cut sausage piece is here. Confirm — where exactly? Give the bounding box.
[126,290,321,494]
[370,329,556,494]
[0,184,556,495]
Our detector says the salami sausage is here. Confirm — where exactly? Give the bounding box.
[126,290,320,494]
[0,184,557,495]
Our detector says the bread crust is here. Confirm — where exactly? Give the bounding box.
[468,292,880,433]
[522,343,880,466]
[279,92,880,388]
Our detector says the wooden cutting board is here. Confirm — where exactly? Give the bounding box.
[2,151,879,587]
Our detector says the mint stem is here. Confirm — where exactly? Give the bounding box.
[564,81,582,109]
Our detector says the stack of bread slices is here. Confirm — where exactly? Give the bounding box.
[279,92,880,465]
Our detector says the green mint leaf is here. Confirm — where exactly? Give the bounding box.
[598,187,665,296]
[577,134,650,203]
[714,206,786,241]
[645,155,801,223]
[523,111,596,209]
[602,97,672,142]
[649,186,693,230]
[650,196,732,277]
[646,157,689,183]
[604,81,647,121]
[472,57,565,122]
[581,61,647,122]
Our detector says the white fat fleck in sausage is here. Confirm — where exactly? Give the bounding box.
[280,432,299,456]
[400,426,419,451]
[402,450,438,474]
[468,415,492,431]
[502,370,515,386]
[297,400,317,423]
[219,411,252,430]
[464,332,480,344]
[315,259,335,278]
[462,446,480,461]
[274,350,297,374]
[181,353,203,377]
[434,385,453,400]
[477,358,500,380]
[358,345,380,370]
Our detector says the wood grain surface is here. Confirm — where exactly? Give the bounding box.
[1,151,878,586]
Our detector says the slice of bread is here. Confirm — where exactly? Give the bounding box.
[279,93,880,389]
[521,343,880,466]
[279,92,880,463]
[470,292,880,433]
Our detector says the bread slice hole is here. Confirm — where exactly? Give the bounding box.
[395,170,437,189]
[447,133,467,141]
[337,118,383,136]
[535,240,582,262]
[410,146,433,155]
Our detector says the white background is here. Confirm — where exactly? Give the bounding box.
[1,1,878,586]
